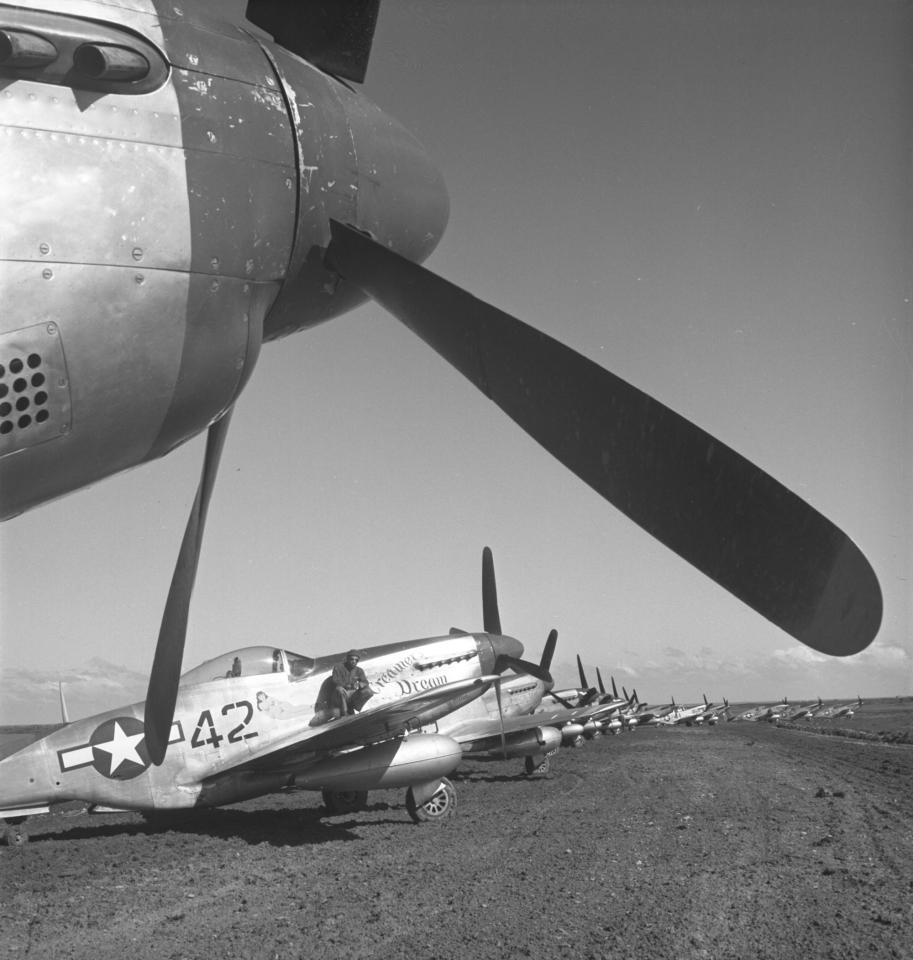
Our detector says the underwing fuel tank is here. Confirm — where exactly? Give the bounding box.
[560,722,585,746]
[0,1,448,519]
[465,725,562,759]
[293,734,462,792]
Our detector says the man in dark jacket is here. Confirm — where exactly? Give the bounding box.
[330,650,373,716]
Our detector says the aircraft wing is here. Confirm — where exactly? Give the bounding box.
[208,676,499,776]
[528,705,602,728]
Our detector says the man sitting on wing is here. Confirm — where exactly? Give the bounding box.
[331,650,374,717]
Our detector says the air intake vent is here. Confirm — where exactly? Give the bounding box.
[0,323,71,456]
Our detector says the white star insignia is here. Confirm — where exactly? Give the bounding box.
[94,720,146,774]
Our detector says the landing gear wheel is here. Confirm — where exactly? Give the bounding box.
[406,777,457,823]
[524,755,550,776]
[2,818,28,846]
[322,790,369,815]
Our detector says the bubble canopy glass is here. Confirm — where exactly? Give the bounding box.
[180,646,316,686]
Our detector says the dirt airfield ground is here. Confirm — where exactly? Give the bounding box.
[1,701,911,960]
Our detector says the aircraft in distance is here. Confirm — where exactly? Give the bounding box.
[691,696,731,726]
[537,674,633,745]
[818,696,864,719]
[0,0,882,763]
[621,692,677,729]
[0,622,551,845]
[654,695,721,727]
[732,698,790,722]
[781,698,826,722]
[577,667,631,735]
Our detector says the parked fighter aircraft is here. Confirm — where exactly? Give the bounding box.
[692,696,731,725]
[655,695,720,727]
[417,548,561,776]
[732,698,790,722]
[623,693,674,729]
[818,696,864,719]
[432,661,564,776]
[0,0,882,765]
[782,698,825,722]
[0,622,548,844]
[538,669,632,744]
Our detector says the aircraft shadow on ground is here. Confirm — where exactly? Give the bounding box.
[24,803,411,847]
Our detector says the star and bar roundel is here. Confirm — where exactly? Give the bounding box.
[57,717,184,780]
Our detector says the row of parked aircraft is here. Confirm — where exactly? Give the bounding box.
[730,696,865,723]
[0,548,742,846]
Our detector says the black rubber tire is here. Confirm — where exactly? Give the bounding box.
[405,777,457,824]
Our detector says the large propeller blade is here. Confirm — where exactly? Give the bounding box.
[493,677,507,759]
[144,410,233,765]
[324,221,881,656]
[540,628,557,677]
[481,545,501,635]
[576,655,598,706]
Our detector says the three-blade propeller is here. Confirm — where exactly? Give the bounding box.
[481,546,555,685]
[324,220,882,658]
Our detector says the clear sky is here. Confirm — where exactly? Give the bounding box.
[1,0,910,722]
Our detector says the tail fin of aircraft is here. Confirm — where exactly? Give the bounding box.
[612,676,620,700]
[596,667,606,695]
[58,681,69,724]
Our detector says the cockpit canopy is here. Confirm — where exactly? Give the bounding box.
[180,646,315,687]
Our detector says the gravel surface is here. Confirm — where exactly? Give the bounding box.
[2,721,911,960]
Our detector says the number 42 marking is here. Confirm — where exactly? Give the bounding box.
[190,701,258,749]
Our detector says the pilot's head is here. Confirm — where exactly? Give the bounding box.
[344,649,361,667]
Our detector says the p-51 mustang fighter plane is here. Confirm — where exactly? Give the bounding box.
[782,698,825,722]
[654,695,721,727]
[818,696,864,720]
[0,622,547,844]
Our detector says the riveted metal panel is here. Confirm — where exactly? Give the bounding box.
[0,323,71,455]
[183,148,296,279]
[0,120,192,270]
[171,68,290,165]
[153,8,280,87]
[147,274,276,460]
[21,1,162,30]
[0,79,183,145]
